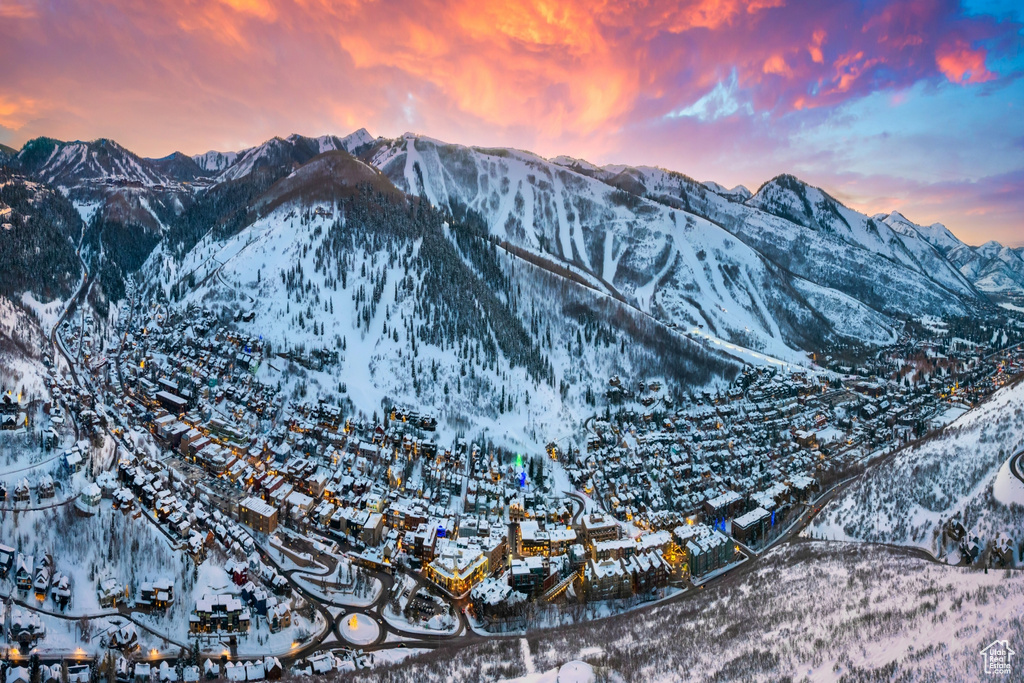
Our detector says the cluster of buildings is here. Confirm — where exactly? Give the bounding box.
[30,295,1023,646]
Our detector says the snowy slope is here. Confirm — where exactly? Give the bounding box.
[811,377,1024,555]
[367,134,985,358]
[745,175,976,298]
[701,180,751,202]
[192,149,239,174]
[166,155,742,451]
[584,164,979,320]
[368,134,905,359]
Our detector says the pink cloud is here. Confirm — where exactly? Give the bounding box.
[936,40,996,84]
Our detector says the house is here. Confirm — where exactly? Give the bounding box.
[63,449,84,474]
[225,558,248,586]
[263,658,283,681]
[158,662,178,682]
[37,474,56,499]
[98,574,126,608]
[108,622,139,652]
[50,572,72,610]
[134,664,153,683]
[14,553,32,590]
[138,578,174,609]
[14,479,31,503]
[9,607,45,646]
[0,544,15,576]
[77,483,103,515]
[189,594,251,633]
[244,661,265,682]
[268,601,291,633]
[307,653,338,675]
[67,665,90,683]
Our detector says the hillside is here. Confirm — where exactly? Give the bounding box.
[0,166,83,302]
[368,135,917,358]
[160,159,741,449]
[879,210,1024,295]
[810,377,1024,559]
[203,130,377,183]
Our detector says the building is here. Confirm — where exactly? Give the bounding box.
[138,578,174,610]
[190,594,251,633]
[425,541,489,596]
[675,524,733,578]
[360,513,385,547]
[732,507,771,547]
[580,514,621,545]
[583,557,632,601]
[239,497,278,534]
[509,556,548,598]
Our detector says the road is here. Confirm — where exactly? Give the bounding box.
[1009,448,1024,487]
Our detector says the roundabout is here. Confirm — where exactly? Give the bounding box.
[339,612,380,646]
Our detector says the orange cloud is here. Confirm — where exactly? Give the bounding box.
[808,29,826,64]
[666,0,785,32]
[0,2,35,19]
[936,40,996,84]
[218,0,278,20]
[0,95,41,129]
[763,54,793,77]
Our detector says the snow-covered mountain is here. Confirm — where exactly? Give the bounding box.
[15,137,174,187]
[0,166,84,303]
[878,211,964,256]
[150,147,740,444]
[195,129,377,183]
[2,127,1017,377]
[146,151,213,182]
[701,180,752,202]
[877,210,1024,294]
[371,134,856,356]
[365,134,996,353]
[3,125,1021,444]
[192,149,238,174]
[548,162,978,321]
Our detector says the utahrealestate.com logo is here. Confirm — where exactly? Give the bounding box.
[981,640,1015,676]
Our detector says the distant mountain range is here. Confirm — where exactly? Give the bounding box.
[1,128,1019,430]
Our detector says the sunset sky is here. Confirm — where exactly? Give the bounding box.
[1,0,1021,244]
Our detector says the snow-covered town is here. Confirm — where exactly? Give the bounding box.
[1,269,1022,681]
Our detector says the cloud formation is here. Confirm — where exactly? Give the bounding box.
[0,0,1020,242]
